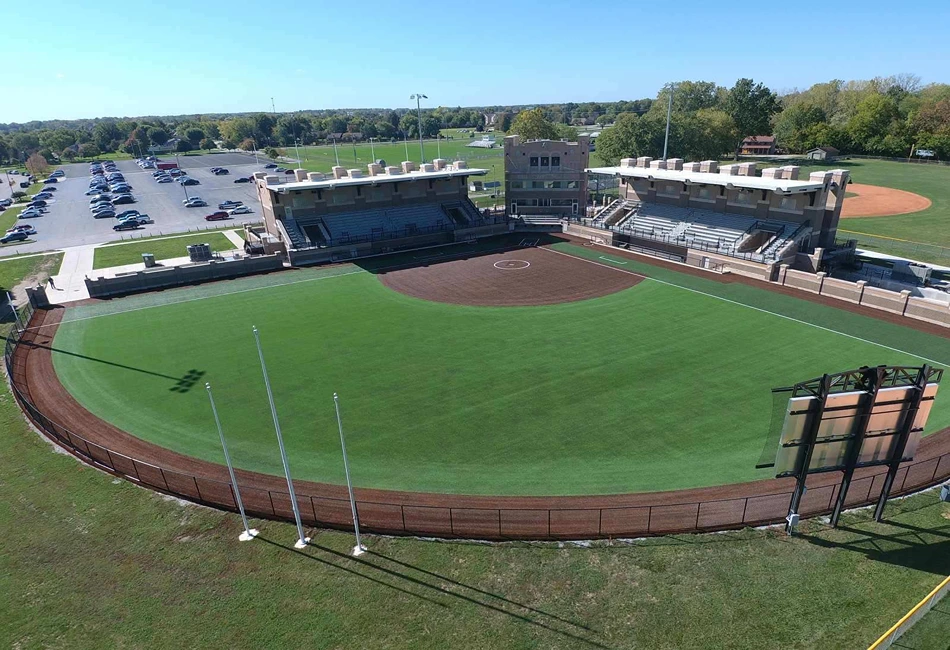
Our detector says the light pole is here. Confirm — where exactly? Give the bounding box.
[332,139,340,166]
[369,137,376,162]
[662,83,676,161]
[410,93,427,163]
[293,139,302,168]
[175,153,189,200]
[437,134,441,160]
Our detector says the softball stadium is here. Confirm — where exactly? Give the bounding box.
[7,219,950,539]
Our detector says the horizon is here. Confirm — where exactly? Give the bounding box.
[3,0,949,124]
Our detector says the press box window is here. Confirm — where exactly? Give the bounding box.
[529,157,539,167]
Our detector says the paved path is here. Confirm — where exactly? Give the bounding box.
[222,230,245,248]
[47,245,96,302]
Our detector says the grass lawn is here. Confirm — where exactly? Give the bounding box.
[51,241,950,496]
[3,246,950,649]
[91,232,238,269]
[0,253,62,293]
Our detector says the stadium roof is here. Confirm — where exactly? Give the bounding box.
[266,167,488,193]
[586,165,827,194]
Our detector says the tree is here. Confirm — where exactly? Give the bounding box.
[508,108,558,140]
[375,121,396,139]
[10,132,40,159]
[657,81,725,113]
[238,138,257,152]
[326,116,347,134]
[25,153,50,176]
[497,111,513,132]
[594,112,644,165]
[387,110,400,129]
[199,137,216,151]
[184,128,205,146]
[40,129,78,155]
[0,136,9,164]
[264,146,280,159]
[219,118,257,145]
[555,123,579,141]
[221,139,238,150]
[725,78,779,157]
[847,93,902,153]
[421,116,441,139]
[175,139,193,152]
[61,148,77,162]
[773,103,827,152]
[148,128,170,146]
[78,143,100,159]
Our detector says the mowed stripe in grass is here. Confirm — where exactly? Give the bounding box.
[51,251,950,496]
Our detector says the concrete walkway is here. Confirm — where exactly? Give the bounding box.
[222,230,245,248]
[47,244,96,302]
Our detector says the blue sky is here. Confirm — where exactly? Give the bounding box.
[3,0,948,123]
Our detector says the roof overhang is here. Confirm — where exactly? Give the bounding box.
[586,166,825,194]
[267,167,488,193]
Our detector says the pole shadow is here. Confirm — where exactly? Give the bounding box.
[258,535,612,649]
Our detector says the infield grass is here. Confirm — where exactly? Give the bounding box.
[51,241,950,496]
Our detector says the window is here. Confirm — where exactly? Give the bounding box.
[532,181,545,189]
[530,156,539,167]
[780,196,800,211]
[551,156,560,168]
[566,181,578,189]
[540,156,549,167]
[510,181,524,189]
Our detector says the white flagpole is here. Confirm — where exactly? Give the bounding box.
[252,326,309,549]
[333,393,365,556]
[206,383,258,541]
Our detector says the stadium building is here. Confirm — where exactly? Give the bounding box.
[249,160,507,265]
[584,158,850,266]
[504,134,589,223]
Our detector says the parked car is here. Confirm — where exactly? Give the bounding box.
[264,163,277,169]
[43,178,58,184]
[157,176,173,183]
[185,199,207,208]
[115,210,140,220]
[32,192,53,200]
[284,169,295,174]
[111,195,136,205]
[124,213,152,224]
[18,209,44,218]
[205,211,230,221]
[112,219,139,230]
[94,209,116,219]
[89,195,112,203]
[275,167,286,172]
[19,181,30,188]
[228,205,252,215]
[50,170,64,178]
[183,196,203,204]
[212,168,229,175]
[6,224,36,235]
[9,169,19,174]
[28,200,48,208]
[42,186,57,192]
[181,178,199,186]
[85,187,107,195]
[1,231,29,244]
[233,177,251,183]
[218,200,243,209]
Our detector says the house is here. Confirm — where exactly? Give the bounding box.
[147,138,181,153]
[739,136,777,155]
[806,146,840,161]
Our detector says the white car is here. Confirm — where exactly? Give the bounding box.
[119,214,152,224]
[228,205,252,215]
[183,196,203,204]
[6,224,37,236]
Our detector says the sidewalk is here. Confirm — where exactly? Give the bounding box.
[46,244,96,302]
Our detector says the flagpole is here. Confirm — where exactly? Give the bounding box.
[334,393,365,556]
[206,383,258,541]
[252,326,309,549]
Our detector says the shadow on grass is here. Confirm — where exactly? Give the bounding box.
[355,233,568,275]
[1,332,204,393]
[259,535,611,649]
[799,522,950,576]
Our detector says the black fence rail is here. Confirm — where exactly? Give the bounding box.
[5,308,950,541]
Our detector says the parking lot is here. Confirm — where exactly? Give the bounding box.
[0,153,266,257]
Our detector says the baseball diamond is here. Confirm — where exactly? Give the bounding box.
[8,233,950,540]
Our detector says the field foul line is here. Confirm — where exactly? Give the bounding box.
[27,268,368,331]
[598,256,627,265]
[540,246,950,367]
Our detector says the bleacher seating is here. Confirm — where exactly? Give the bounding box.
[282,216,309,249]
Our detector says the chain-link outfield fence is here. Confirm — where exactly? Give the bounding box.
[6,307,950,541]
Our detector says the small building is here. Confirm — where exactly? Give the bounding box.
[147,138,181,154]
[740,136,777,155]
[806,146,840,161]
[504,134,590,220]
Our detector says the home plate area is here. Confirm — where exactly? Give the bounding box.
[377,243,642,306]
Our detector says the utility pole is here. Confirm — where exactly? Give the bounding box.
[662,83,676,161]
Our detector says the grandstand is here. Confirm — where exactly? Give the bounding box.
[586,157,849,265]
[254,160,507,264]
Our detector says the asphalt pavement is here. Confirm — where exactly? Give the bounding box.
[0,153,269,257]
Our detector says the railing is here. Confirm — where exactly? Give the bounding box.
[613,223,778,264]
[7,306,950,540]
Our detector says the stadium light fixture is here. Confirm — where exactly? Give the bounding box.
[333,393,366,557]
[410,93,428,163]
[206,383,259,542]
[252,326,309,549]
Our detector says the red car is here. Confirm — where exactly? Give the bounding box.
[205,211,230,221]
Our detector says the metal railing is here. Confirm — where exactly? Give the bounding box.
[5,308,950,541]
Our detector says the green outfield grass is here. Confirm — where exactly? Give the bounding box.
[0,253,62,293]
[91,231,238,269]
[894,594,950,648]
[761,158,950,264]
[50,241,950,496]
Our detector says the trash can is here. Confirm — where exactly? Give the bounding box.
[142,253,156,268]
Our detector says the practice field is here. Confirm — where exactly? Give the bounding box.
[49,237,950,497]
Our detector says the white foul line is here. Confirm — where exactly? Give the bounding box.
[539,246,950,367]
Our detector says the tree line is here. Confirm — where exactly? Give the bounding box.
[1,74,948,165]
